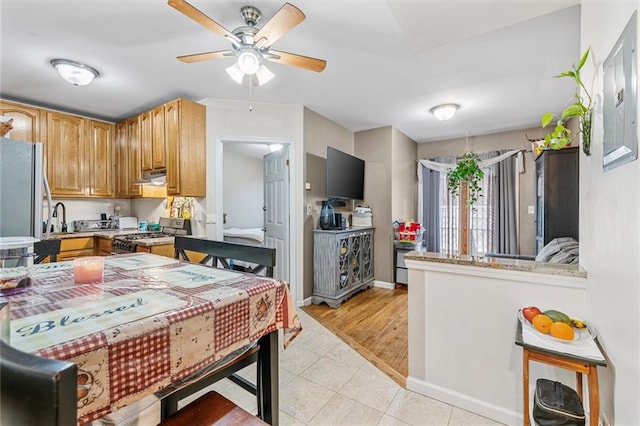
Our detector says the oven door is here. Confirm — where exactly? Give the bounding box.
[112,239,138,254]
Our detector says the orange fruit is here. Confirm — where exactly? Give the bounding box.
[532,314,553,334]
[550,322,575,341]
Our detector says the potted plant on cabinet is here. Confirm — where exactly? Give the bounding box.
[541,47,593,155]
[447,152,485,206]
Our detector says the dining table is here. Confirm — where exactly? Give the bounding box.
[1,252,302,425]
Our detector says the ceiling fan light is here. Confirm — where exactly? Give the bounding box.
[430,104,459,121]
[255,65,275,86]
[225,63,245,84]
[51,58,99,86]
[237,49,260,75]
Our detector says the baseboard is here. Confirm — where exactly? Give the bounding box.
[374,280,394,289]
[298,297,313,307]
[406,376,522,426]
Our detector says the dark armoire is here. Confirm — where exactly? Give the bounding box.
[535,147,579,253]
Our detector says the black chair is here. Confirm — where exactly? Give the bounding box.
[164,236,278,423]
[34,239,62,264]
[174,236,276,278]
[0,339,77,426]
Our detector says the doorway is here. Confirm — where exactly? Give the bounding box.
[215,137,295,299]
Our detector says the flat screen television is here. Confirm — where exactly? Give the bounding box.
[326,146,365,200]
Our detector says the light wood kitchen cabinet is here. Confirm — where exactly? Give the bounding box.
[140,110,153,171]
[115,122,129,198]
[58,237,95,261]
[151,105,166,170]
[97,238,113,256]
[127,116,142,197]
[87,119,114,197]
[165,98,206,196]
[0,100,42,143]
[46,111,85,196]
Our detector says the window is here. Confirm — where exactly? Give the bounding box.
[420,149,518,256]
[438,170,495,256]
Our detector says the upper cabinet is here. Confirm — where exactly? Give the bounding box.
[115,122,129,198]
[87,120,114,197]
[2,97,204,199]
[0,100,42,143]
[151,105,166,170]
[140,110,153,171]
[45,112,115,198]
[46,111,86,196]
[126,116,142,197]
[165,98,206,197]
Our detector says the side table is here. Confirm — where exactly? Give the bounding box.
[515,320,607,426]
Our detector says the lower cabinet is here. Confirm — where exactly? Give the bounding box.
[58,237,95,261]
[312,227,374,308]
[97,238,113,256]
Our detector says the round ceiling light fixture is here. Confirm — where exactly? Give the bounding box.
[430,103,459,121]
[51,59,99,86]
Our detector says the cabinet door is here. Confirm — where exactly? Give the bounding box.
[361,231,374,282]
[46,112,85,196]
[140,110,152,171]
[115,122,129,197]
[337,236,350,290]
[165,99,180,194]
[348,234,362,286]
[87,120,114,197]
[151,105,166,169]
[127,116,142,196]
[0,101,41,143]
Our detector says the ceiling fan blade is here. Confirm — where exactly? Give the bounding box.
[254,3,305,48]
[168,0,238,42]
[177,50,233,63]
[268,50,327,73]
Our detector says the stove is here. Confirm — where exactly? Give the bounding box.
[112,218,191,253]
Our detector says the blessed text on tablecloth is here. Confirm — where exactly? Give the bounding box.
[10,290,187,352]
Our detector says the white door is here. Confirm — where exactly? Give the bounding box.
[264,147,289,282]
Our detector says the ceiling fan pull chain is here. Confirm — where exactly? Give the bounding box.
[248,77,253,112]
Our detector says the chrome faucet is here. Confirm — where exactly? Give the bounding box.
[52,202,68,233]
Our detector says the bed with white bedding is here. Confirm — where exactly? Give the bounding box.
[222,227,265,247]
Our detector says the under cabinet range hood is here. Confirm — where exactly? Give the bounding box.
[133,169,166,186]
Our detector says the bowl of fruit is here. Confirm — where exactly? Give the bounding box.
[519,306,595,343]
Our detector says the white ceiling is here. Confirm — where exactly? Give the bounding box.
[0,0,581,143]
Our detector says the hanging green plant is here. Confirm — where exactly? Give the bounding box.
[540,47,593,155]
[447,152,485,206]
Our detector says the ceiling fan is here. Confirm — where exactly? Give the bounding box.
[168,0,327,86]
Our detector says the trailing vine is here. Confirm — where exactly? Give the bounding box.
[447,152,485,206]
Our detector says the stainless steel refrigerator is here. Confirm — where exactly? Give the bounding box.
[0,137,51,239]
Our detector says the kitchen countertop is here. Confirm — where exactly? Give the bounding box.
[403,251,586,278]
[45,230,144,240]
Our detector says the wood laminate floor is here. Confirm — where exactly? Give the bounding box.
[302,286,408,387]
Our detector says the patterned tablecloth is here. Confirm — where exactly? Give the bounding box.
[2,253,302,424]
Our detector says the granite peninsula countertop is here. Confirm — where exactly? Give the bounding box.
[403,251,586,278]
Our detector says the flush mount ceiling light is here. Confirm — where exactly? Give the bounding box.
[51,59,99,86]
[430,104,459,121]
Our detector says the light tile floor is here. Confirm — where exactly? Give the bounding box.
[202,309,504,426]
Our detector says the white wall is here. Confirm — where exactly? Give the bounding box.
[200,98,304,303]
[222,150,264,229]
[581,4,640,425]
